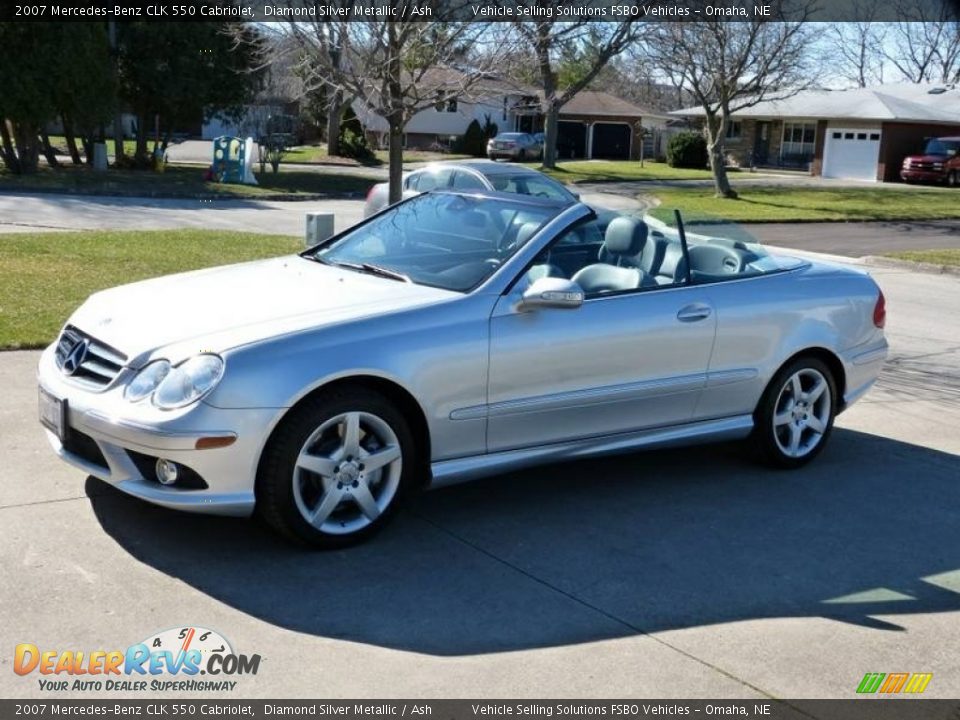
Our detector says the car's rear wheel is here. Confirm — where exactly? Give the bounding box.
[518,149,527,161]
[947,170,958,188]
[256,387,416,548]
[752,357,836,469]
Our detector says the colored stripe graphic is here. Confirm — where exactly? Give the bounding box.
[903,673,933,694]
[879,673,909,693]
[857,673,885,693]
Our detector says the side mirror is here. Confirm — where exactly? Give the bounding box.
[519,277,584,311]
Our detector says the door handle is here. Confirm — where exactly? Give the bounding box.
[677,304,712,322]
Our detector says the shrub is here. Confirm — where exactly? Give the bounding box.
[455,119,489,157]
[666,131,708,168]
[338,106,374,161]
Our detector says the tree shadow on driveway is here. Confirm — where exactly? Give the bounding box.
[86,428,960,656]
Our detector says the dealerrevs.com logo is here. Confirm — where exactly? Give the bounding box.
[14,626,261,693]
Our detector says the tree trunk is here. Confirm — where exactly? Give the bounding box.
[135,113,149,163]
[62,116,83,165]
[39,131,59,167]
[387,120,404,205]
[705,112,736,198]
[326,89,343,157]
[13,123,39,174]
[707,138,736,198]
[0,120,20,173]
[80,134,94,165]
[107,20,124,163]
[543,104,559,169]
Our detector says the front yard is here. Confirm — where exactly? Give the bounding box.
[0,164,374,199]
[0,230,299,349]
[531,160,716,183]
[648,186,960,223]
[884,249,960,267]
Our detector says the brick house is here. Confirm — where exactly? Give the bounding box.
[672,82,960,182]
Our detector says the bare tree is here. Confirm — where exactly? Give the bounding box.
[266,8,507,203]
[512,16,641,169]
[887,0,960,83]
[641,18,816,198]
[824,18,889,87]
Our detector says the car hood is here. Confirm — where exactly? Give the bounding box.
[905,154,948,162]
[69,255,457,366]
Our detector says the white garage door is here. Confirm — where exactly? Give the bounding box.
[822,128,882,181]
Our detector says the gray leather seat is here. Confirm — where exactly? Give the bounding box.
[571,217,647,294]
[646,243,688,285]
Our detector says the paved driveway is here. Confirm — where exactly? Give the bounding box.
[1,260,958,699]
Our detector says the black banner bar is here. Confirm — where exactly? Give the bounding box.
[2,0,959,23]
[2,700,960,720]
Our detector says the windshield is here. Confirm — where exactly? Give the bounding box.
[923,138,960,156]
[486,172,576,202]
[496,133,526,141]
[310,192,561,292]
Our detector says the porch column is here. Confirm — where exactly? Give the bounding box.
[586,122,594,160]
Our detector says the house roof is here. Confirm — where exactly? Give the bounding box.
[559,90,666,118]
[672,83,960,124]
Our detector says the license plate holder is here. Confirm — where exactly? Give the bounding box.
[39,387,68,443]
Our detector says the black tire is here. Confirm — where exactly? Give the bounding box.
[751,356,837,470]
[256,386,418,548]
[518,149,527,162]
[947,171,958,188]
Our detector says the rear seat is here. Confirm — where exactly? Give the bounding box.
[640,237,687,286]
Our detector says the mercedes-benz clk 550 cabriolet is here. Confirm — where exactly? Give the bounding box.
[38,191,888,547]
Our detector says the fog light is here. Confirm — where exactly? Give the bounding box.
[155,459,179,485]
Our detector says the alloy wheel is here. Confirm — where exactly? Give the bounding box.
[291,411,403,535]
[771,368,832,459]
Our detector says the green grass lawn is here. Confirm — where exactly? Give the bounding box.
[46,135,139,157]
[648,186,960,223]
[0,230,301,349]
[528,160,716,184]
[884,249,960,267]
[0,164,374,199]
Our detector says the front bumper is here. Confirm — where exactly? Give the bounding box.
[37,344,279,516]
[900,169,945,183]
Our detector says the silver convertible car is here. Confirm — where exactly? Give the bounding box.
[38,191,888,547]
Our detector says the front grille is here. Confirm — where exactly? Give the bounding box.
[55,325,127,389]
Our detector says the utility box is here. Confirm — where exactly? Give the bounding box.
[305,212,335,247]
[92,143,108,171]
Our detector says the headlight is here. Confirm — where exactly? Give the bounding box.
[152,354,224,410]
[124,361,171,402]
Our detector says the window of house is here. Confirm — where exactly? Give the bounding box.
[725,121,742,141]
[781,122,817,160]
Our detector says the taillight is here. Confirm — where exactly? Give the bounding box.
[873,289,886,328]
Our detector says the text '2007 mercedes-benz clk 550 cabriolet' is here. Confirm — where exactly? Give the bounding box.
[38,190,888,547]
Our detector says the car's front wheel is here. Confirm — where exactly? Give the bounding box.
[752,357,837,469]
[257,386,416,548]
[947,170,958,188]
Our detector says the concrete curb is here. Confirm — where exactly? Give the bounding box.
[862,255,960,277]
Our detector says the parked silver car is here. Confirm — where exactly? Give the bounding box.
[487,132,543,161]
[38,192,888,547]
[363,160,575,217]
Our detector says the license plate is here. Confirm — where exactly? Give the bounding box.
[39,387,66,442]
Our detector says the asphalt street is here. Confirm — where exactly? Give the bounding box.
[3,191,959,259]
[1,246,958,698]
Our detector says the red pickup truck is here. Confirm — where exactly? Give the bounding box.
[901,136,960,186]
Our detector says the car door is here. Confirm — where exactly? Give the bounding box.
[486,224,717,452]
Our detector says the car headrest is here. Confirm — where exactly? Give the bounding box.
[514,222,541,247]
[603,217,648,256]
